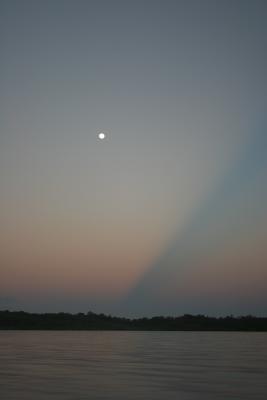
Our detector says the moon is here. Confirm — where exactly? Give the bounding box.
[98,132,106,140]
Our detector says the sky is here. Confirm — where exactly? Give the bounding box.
[0,0,267,316]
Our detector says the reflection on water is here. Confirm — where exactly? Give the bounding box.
[0,331,266,399]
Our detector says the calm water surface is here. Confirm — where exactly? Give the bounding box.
[0,331,266,399]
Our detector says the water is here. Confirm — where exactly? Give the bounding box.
[0,331,266,400]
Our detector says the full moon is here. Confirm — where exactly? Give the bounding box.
[98,132,106,140]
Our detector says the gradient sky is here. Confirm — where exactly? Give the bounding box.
[1,0,267,316]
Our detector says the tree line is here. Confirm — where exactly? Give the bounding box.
[0,310,267,330]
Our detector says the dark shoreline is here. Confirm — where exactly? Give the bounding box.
[1,310,267,331]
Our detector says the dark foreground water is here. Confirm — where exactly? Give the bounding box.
[0,331,266,400]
